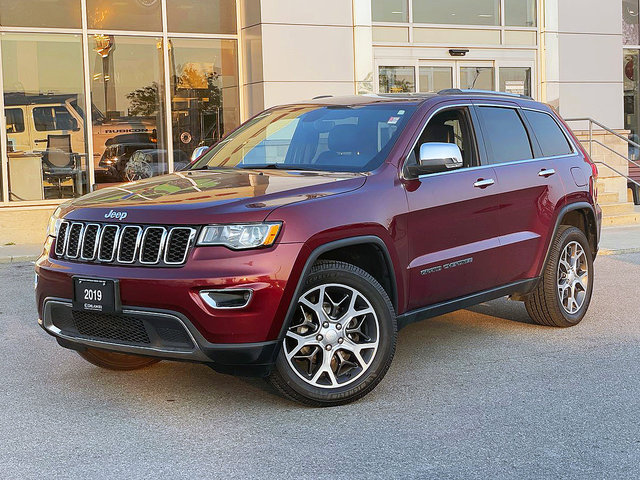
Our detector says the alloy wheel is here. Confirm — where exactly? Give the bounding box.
[283,283,380,389]
[557,241,589,314]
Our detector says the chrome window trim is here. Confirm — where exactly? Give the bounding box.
[97,224,121,263]
[164,227,197,265]
[65,222,85,259]
[80,223,101,261]
[116,225,143,264]
[199,288,254,310]
[139,227,168,265]
[404,101,582,181]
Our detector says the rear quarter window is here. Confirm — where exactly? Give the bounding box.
[523,110,573,157]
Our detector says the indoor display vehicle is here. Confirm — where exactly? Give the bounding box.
[35,90,601,406]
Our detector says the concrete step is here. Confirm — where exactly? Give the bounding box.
[599,202,636,216]
[600,206,640,227]
[599,192,620,204]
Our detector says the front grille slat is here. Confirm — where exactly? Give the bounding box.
[54,221,70,256]
[165,227,195,265]
[54,222,194,267]
[65,223,84,259]
[81,224,101,260]
[117,226,142,264]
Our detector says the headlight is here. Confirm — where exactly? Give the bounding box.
[46,207,63,238]
[197,223,281,250]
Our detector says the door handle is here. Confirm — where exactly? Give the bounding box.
[473,178,495,188]
[538,168,556,178]
[34,139,47,143]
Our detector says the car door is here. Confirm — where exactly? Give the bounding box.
[473,101,567,285]
[403,103,502,310]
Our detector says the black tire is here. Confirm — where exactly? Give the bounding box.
[77,348,160,371]
[268,261,397,407]
[525,225,594,327]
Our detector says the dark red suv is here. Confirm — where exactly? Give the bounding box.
[36,90,601,406]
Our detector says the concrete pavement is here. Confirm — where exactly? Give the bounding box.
[1,254,640,478]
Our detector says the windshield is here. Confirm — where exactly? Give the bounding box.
[190,103,417,173]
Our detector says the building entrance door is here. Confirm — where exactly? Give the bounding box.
[418,60,533,96]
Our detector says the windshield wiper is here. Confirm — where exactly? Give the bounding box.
[237,164,285,170]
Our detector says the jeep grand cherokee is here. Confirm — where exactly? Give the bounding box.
[36,90,601,406]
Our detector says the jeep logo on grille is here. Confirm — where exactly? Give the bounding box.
[104,210,128,221]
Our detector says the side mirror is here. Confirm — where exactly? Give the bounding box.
[190,145,209,161]
[407,142,463,177]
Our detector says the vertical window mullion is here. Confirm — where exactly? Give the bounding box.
[80,0,96,193]
[161,0,174,174]
[0,35,8,203]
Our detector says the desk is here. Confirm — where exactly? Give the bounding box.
[7,152,44,201]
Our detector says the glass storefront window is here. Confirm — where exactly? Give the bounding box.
[505,0,536,27]
[1,33,88,201]
[499,67,531,97]
[379,66,415,93]
[0,0,82,29]
[412,0,499,26]
[167,0,237,34]
[371,0,409,23]
[624,1,640,45]
[89,35,167,185]
[418,66,453,92]
[87,0,162,31]
[169,38,240,162]
[460,66,495,90]
[624,51,640,141]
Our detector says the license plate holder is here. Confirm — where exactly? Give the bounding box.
[72,277,120,313]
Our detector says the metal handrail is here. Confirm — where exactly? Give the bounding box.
[565,117,640,188]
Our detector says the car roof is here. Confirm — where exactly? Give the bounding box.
[298,89,539,108]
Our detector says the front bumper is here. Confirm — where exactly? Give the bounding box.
[40,298,279,376]
[36,238,305,344]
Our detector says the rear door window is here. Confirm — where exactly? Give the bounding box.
[478,106,533,164]
[523,109,573,157]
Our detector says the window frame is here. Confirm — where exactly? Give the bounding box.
[520,107,577,159]
[401,102,484,179]
[474,103,537,165]
[0,0,243,207]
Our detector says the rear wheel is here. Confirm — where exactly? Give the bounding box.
[77,348,160,371]
[268,261,397,407]
[525,225,594,327]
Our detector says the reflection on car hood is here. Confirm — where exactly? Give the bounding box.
[62,169,367,224]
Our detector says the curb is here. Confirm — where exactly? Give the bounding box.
[599,248,640,256]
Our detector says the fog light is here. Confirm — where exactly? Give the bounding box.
[199,289,253,309]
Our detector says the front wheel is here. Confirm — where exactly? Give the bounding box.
[268,261,397,406]
[525,225,594,327]
[77,348,160,371]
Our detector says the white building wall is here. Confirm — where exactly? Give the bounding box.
[542,0,624,128]
[239,0,357,115]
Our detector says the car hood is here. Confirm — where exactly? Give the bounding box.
[62,169,367,224]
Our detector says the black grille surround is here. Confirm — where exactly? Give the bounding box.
[54,221,197,267]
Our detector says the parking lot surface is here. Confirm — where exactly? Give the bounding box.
[1,254,639,479]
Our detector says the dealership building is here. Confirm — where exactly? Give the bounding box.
[0,0,638,243]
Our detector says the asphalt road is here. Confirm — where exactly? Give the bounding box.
[1,254,640,479]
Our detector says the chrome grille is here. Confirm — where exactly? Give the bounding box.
[55,221,196,267]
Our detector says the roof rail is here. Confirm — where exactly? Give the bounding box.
[437,88,533,100]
